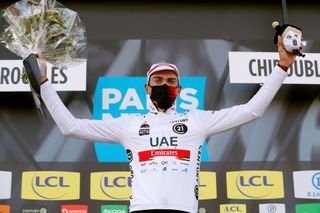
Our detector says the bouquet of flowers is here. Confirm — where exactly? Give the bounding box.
[0,0,86,67]
[0,0,87,118]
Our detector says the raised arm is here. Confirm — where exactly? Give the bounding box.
[38,55,126,143]
[194,36,296,137]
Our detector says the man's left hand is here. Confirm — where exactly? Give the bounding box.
[278,35,296,68]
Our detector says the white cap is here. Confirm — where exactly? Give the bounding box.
[147,61,179,83]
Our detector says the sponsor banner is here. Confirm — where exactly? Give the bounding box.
[90,171,215,200]
[100,205,128,213]
[61,205,88,213]
[0,60,87,91]
[296,203,320,213]
[20,206,47,213]
[0,205,10,213]
[90,171,131,201]
[219,204,246,213]
[228,52,320,85]
[0,171,12,199]
[21,171,80,200]
[92,77,209,162]
[259,203,286,213]
[293,170,320,199]
[226,170,284,199]
[199,172,217,200]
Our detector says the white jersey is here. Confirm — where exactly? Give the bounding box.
[41,66,287,213]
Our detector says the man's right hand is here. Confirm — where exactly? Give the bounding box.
[36,53,48,84]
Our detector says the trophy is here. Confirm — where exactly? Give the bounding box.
[0,0,87,119]
[272,21,306,57]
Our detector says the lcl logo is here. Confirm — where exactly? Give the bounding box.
[225,206,242,212]
[227,171,284,199]
[90,172,132,201]
[21,171,80,200]
[220,204,246,213]
[103,176,132,188]
[35,176,70,187]
[239,176,274,187]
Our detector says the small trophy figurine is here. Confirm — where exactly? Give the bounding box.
[0,0,87,119]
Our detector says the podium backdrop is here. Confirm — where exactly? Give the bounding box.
[0,1,320,212]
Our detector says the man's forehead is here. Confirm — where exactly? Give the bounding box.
[150,70,178,78]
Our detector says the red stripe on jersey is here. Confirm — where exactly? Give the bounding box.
[138,149,190,162]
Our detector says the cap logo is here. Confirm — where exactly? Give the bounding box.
[147,63,178,76]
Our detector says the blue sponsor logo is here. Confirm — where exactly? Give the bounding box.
[267,204,277,213]
[312,172,320,190]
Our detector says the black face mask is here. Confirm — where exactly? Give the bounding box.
[150,84,178,111]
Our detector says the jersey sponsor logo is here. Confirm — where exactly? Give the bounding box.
[0,171,12,199]
[149,136,178,147]
[0,205,10,213]
[126,149,133,162]
[93,77,209,162]
[226,171,284,199]
[296,203,320,213]
[161,160,169,165]
[259,203,286,213]
[90,172,132,200]
[100,205,128,213]
[21,171,80,200]
[181,168,187,172]
[61,205,88,213]
[293,170,320,199]
[138,149,190,162]
[195,145,201,199]
[169,118,189,123]
[194,185,199,200]
[138,122,150,136]
[126,149,134,182]
[220,204,246,213]
[172,123,188,134]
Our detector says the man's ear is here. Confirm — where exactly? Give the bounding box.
[145,84,151,95]
[176,85,182,96]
